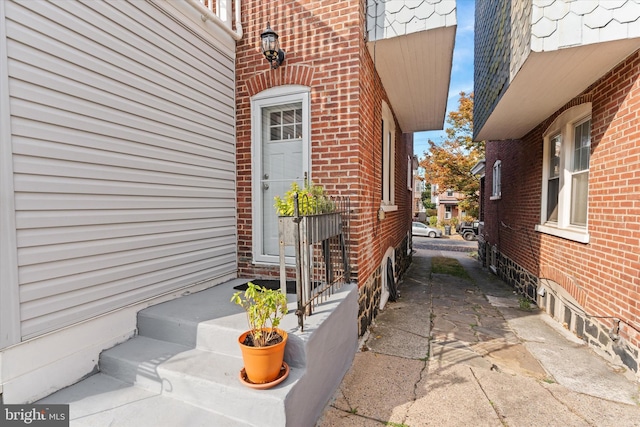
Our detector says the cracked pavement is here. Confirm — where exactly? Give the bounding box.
[317,248,640,427]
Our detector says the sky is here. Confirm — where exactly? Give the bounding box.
[414,0,475,158]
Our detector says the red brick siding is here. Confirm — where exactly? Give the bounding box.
[483,50,640,347]
[236,0,413,286]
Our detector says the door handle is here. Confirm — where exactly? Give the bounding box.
[263,183,269,190]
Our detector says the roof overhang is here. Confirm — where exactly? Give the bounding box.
[471,159,485,176]
[476,39,640,141]
[367,25,456,133]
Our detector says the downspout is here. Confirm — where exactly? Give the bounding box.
[185,0,243,41]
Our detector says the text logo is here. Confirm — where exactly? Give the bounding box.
[1,405,69,427]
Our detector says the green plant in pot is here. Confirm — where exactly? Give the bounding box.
[231,282,289,388]
[274,180,334,216]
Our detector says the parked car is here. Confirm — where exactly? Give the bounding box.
[412,222,442,238]
[455,221,479,241]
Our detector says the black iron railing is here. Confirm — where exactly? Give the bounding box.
[278,194,351,330]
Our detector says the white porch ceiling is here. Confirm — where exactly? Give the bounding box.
[476,39,640,141]
[367,25,456,133]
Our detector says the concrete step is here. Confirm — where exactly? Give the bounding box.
[38,373,251,427]
[99,336,192,394]
[38,281,359,427]
[136,278,290,357]
[99,335,302,426]
[155,347,302,426]
[137,310,245,358]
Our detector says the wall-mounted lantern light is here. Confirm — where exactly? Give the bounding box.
[260,22,285,69]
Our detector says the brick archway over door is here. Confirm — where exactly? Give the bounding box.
[245,65,315,97]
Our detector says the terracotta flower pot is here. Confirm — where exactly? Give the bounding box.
[238,328,288,385]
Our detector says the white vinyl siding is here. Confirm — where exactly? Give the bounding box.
[4,0,237,339]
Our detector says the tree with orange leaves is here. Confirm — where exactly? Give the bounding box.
[420,92,484,218]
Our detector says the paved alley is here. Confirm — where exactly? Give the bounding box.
[317,247,640,427]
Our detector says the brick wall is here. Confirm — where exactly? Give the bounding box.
[236,0,413,332]
[482,50,640,376]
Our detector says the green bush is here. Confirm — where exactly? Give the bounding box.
[428,216,438,227]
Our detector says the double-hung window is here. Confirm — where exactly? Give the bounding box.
[571,119,591,226]
[381,101,396,211]
[445,205,452,219]
[537,103,591,243]
[491,160,501,199]
[546,135,561,221]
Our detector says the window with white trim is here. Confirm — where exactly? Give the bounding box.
[491,160,501,199]
[381,101,396,209]
[571,119,591,226]
[536,103,591,243]
[445,205,452,219]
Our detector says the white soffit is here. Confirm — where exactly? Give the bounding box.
[476,39,640,141]
[367,25,456,133]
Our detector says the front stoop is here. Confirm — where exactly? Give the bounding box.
[39,280,358,427]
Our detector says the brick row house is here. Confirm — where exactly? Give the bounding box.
[0,0,456,418]
[431,185,467,224]
[474,0,640,378]
[235,0,456,334]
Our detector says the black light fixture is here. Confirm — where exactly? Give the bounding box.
[260,22,285,69]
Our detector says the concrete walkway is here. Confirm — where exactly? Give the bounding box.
[317,247,640,427]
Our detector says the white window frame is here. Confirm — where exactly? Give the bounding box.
[536,103,591,244]
[251,85,311,265]
[491,160,501,200]
[381,101,397,212]
[445,205,452,219]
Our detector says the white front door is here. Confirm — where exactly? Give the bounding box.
[252,87,310,264]
[262,103,304,256]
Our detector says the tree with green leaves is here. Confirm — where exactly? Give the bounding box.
[421,183,436,210]
[420,92,484,218]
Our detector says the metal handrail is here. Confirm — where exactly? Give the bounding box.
[278,194,351,330]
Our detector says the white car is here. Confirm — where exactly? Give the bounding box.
[412,222,442,238]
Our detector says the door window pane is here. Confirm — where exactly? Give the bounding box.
[283,109,294,124]
[283,125,295,139]
[265,103,303,142]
